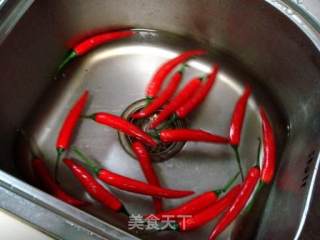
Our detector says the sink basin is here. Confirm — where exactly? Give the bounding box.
[0,1,319,239]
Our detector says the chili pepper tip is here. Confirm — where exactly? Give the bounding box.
[130,111,146,119]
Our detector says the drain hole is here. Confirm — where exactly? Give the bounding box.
[301,182,307,188]
[119,98,186,162]
[304,166,310,174]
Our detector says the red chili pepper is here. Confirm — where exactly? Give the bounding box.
[58,30,135,71]
[32,158,87,207]
[148,77,202,129]
[149,191,218,221]
[132,67,185,119]
[146,49,206,98]
[73,147,194,199]
[259,107,276,184]
[229,86,251,181]
[151,65,219,128]
[55,90,89,181]
[98,169,193,198]
[74,30,134,55]
[87,112,157,147]
[178,184,241,231]
[146,172,239,220]
[160,129,229,144]
[176,64,219,119]
[63,158,127,213]
[209,167,260,240]
[229,86,251,146]
[132,141,163,212]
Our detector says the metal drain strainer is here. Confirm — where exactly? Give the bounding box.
[119,98,186,162]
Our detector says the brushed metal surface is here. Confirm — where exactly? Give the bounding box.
[21,29,266,240]
[0,0,318,239]
[0,209,52,240]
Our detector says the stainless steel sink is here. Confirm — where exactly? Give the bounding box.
[0,1,319,239]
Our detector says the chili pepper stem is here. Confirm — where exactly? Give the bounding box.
[72,146,100,175]
[256,138,262,166]
[178,63,187,73]
[157,114,177,131]
[82,114,95,120]
[119,205,130,216]
[231,146,244,182]
[243,139,263,213]
[244,180,264,213]
[145,96,153,105]
[54,148,64,182]
[148,131,160,140]
[57,50,77,72]
[215,172,240,196]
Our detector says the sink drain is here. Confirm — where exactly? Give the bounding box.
[119,99,186,162]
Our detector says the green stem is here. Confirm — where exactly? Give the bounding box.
[214,172,240,196]
[244,181,264,213]
[232,146,244,182]
[54,148,64,183]
[145,96,153,105]
[178,63,187,73]
[119,205,130,217]
[72,146,100,174]
[81,114,95,120]
[256,137,262,166]
[157,114,177,131]
[148,131,160,140]
[222,172,240,192]
[57,50,77,72]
